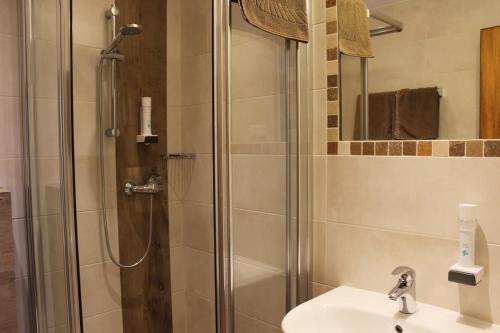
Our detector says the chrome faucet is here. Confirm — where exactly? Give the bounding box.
[388,266,416,314]
[124,174,164,196]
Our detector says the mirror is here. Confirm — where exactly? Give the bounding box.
[338,0,500,141]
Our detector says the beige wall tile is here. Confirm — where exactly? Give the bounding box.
[183,202,213,252]
[426,32,478,75]
[312,156,327,220]
[312,90,327,155]
[168,200,184,248]
[80,261,122,317]
[172,291,187,333]
[186,293,215,333]
[73,45,101,102]
[234,260,285,327]
[235,313,282,333]
[181,103,212,154]
[167,106,182,152]
[167,0,181,59]
[0,34,19,97]
[0,0,19,35]
[34,39,57,99]
[181,54,212,106]
[33,0,56,41]
[326,156,500,244]
[326,7,337,23]
[185,248,215,301]
[232,36,286,100]
[337,141,350,155]
[170,246,186,293]
[180,0,212,57]
[167,58,182,107]
[75,157,100,212]
[233,209,285,271]
[433,140,449,157]
[312,0,326,25]
[183,155,213,204]
[44,270,69,328]
[33,98,59,159]
[312,24,326,90]
[312,221,326,284]
[29,158,61,217]
[77,210,119,266]
[83,309,124,333]
[47,325,69,333]
[73,0,110,48]
[232,94,286,144]
[73,101,98,158]
[0,97,22,159]
[34,215,64,273]
[232,155,286,215]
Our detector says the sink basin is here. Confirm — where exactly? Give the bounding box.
[282,286,500,333]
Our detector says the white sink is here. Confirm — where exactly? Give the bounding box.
[282,286,500,333]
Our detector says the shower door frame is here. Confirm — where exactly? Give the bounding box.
[213,1,312,332]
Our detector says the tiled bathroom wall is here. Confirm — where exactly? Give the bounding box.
[72,0,123,331]
[0,0,29,331]
[167,0,215,332]
[313,0,500,325]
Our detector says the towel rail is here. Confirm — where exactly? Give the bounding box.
[369,11,404,37]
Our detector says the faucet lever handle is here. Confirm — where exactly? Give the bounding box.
[391,266,415,280]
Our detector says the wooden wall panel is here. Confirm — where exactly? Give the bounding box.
[0,190,17,332]
[115,0,172,331]
[480,25,500,139]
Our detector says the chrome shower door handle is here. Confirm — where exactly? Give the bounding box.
[124,174,164,195]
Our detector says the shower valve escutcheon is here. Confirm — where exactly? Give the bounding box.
[124,174,164,196]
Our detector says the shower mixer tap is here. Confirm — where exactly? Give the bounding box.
[124,174,164,196]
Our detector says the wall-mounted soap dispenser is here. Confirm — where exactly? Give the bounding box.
[448,204,484,286]
[136,97,159,144]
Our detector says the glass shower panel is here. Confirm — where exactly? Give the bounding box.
[230,3,290,331]
[21,0,71,331]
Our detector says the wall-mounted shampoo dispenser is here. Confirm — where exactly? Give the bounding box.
[448,204,484,286]
[137,97,159,144]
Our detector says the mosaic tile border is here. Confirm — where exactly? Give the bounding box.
[329,140,500,158]
[325,0,340,150]
[323,0,500,159]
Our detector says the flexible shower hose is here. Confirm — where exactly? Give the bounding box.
[97,57,153,268]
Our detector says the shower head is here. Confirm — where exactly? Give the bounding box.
[102,23,143,55]
[120,23,143,35]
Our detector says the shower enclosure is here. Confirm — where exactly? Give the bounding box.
[18,0,312,332]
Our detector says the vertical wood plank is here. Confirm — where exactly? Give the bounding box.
[114,0,172,331]
[480,25,500,139]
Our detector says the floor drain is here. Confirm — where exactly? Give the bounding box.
[395,325,403,332]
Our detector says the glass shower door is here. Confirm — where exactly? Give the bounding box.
[230,5,289,331]
[216,3,310,332]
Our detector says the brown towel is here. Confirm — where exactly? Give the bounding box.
[238,0,309,42]
[354,92,395,140]
[338,0,373,58]
[394,87,440,140]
